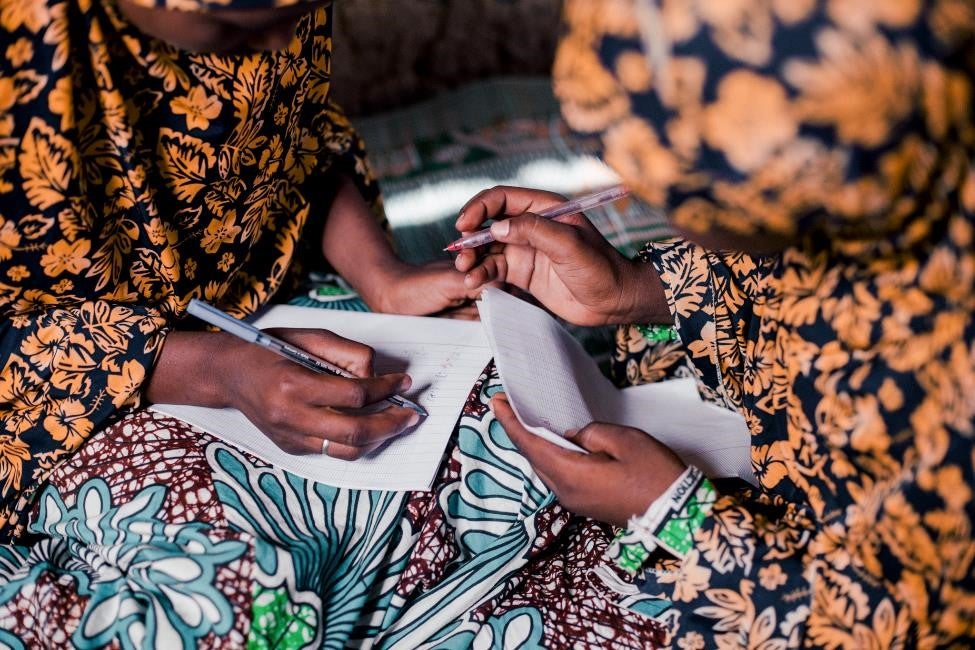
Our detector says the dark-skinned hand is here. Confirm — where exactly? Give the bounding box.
[147,328,419,460]
[490,392,686,527]
[454,185,669,326]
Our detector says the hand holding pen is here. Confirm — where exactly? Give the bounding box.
[183,299,424,460]
[453,184,663,327]
[444,185,629,251]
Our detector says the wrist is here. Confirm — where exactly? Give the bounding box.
[359,261,414,313]
[145,331,237,408]
[608,466,715,574]
[610,258,671,325]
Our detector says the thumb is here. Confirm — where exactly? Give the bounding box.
[435,266,482,301]
[565,422,631,458]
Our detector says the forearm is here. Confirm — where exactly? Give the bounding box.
[321,174,406,311]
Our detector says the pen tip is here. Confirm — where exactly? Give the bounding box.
[443,243,459,252]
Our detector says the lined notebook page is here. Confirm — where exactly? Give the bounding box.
[152,306,492,491]
[478,289,616,451]
[478,288,755,483]
[615,380,755,484]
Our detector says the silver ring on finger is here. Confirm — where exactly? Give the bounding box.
[320,438,330,456]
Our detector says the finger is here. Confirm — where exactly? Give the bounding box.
[455,186,567,232]
[464,254,508,289]
[454,238,507,272]
[319,439,385,461]
[568,422,682,465]
[490,394,589,486]
[488,213,595,266]
[320,406,419,449]
[277,431,385,461]
[439,303,480,321]
[454,248,478,272]
[525,458,561,496]
[272,328,376,377]
[296,372,413,409]
[278,405,419,455]
[423,258,455,270]
[429,265,482,303]
[307,434,380,461]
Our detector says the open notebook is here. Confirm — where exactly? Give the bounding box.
[152,306,492,491]
[478,288,755,484]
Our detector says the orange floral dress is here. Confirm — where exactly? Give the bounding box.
[0,0,383,541]
[558,0,975,646]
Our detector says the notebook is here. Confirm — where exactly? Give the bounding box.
[151,306,492,491]
[477,288,755,484]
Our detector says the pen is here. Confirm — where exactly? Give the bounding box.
[186,299,428,417]
[444,184,630,252]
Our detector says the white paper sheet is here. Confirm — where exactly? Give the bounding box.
[478,288,755,484]
[152,306,492,491]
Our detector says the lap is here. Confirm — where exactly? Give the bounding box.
[0,366,665,649]
[0,410,413,649]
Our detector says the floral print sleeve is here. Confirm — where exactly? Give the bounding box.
[643,239,778,415]
[631,483,820,648]
[0,301,167,537]
[614,233,974,647]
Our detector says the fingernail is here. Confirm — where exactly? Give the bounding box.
[565,428,579,439]
[408,412,420,427]
[455,210,465,228]
[399,375,412,392]
[491,221,509,239]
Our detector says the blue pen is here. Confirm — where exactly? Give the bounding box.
[186,298,428,417]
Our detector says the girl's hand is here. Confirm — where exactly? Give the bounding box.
[320,175,478,317]
[490,392,686,526]
[454,186,669,326]
[378,259,482,317]
[146,329,419,460]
